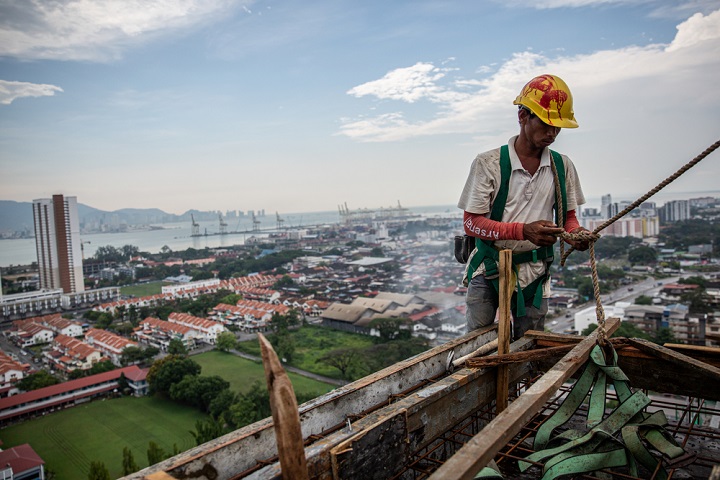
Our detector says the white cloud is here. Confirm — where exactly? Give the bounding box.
[0,0,251,61]
[666,8,720,51]
[347,62,467,104]
[339,8,720,142]
[0,80,63,105]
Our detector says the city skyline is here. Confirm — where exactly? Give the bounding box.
[1,1,720,215]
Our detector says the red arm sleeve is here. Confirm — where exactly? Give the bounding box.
[564,209,581,232]
[463,211,524,241]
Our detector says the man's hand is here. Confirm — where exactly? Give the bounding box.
[523,220,563,247]
[568,227,591,251]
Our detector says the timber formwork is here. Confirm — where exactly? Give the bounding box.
[129,318,720,480]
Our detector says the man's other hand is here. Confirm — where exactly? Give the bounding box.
[523,221,563,247]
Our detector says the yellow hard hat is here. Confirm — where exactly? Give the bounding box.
[513,74,578,128]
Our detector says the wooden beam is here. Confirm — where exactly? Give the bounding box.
[125,327,499,480]
[466,345,574,368]
[259,333,309,480]
[250,338,538,479]
[452,339,499,368]
[625,338,720,382]
[496,249,513,414]
[428,317,620,480]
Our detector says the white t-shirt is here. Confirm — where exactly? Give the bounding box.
[458,136,586,291]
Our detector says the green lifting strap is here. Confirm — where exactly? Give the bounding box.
[518,344,690,480]
[465,146,566,317]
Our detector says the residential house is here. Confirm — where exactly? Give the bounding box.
[167,313,225,344]
[0,444,45,480]
[84,328,137,366]
[46,334,103,373]
[136,317,199,351]
[0,351,30,398]
[9,321,54,347]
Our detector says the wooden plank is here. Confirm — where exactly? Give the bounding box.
[249,338,538,479]
[466,345,574,368]
[626,338,720,382]
[663,343,720,358]
[496,249,512,413]
[125,327,499,480]
[259,333,309,480]
[427,317,620,480]
[452,339,499,367]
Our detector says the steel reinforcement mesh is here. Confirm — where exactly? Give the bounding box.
[392,376,720,480]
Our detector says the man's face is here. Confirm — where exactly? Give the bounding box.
[519,108,561,149]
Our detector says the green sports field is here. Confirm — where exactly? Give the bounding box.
[0,353,334,479]
[193,350,335,396]
[0,396,205,480]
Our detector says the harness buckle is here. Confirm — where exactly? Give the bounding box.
[532,249,538,263]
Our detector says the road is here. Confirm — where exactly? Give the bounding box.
[548,275,680,334]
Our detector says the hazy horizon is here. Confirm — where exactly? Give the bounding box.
[1,1,719,214]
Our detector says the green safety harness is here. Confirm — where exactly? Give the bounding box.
[474,343,690,479]
[465,145,567,317]
[517,344,690,479]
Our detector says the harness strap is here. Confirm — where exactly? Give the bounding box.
[521,344,689,479]
[464,146,566,317]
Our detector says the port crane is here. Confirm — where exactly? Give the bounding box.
[276,212,285,230]
[252,212,261,232]
[191,214,200,237]
[218,213,228,235]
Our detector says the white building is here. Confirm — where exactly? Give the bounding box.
[168,312,225,344]
[32,195,84,294]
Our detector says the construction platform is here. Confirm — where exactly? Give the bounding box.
[128,318,720,480]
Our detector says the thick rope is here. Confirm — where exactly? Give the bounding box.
[553,138,720,343]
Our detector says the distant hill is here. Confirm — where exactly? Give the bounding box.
[0,200,221,234]
[0,201,33,234]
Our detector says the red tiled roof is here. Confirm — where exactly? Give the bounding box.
[0,365,144,411]
[0,444,44,473]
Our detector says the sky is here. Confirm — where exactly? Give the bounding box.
[1,0,720,216]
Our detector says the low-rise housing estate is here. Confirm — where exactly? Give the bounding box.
[46,334,104,373]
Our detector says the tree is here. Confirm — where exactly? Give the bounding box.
[370,317,411,342]
[16,370,59,391]
[628,246,657,265]
[122,446,139,475]
[215,332,237,352]
[147,441,167,465]
[317,348,362,380]
[169,375,230,412]
[274,332,296,362]
[209,389,238,423]
[582,322,652,340]
[228,381,271,427]
[634,295,653,305]
[680,287,713,314]
[120,346,145,366]
[147,355,202,395]
[190,417,229,445]
[167,338,188,356]
[654,327,676,345]
[87,461,110,480]
[273,275,295,289]
[269,310,300,334]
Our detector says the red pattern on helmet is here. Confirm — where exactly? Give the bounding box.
[522,75,567,124]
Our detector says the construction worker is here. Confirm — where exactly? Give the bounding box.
[458,74,590,339]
